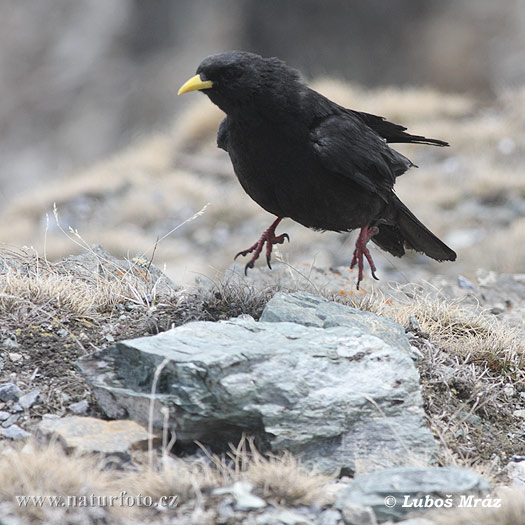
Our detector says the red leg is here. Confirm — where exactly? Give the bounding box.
[350,225,379,289]
[235,217,289,275]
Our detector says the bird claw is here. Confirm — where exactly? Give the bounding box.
[235,218,288,274]
[351,225,379,289]
[276,233,290,244]
[244,261,255,276]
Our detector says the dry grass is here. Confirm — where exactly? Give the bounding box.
[211,436,332,506]
[126,436,332,511]
[0,246,169,318]
[0,437,333,523]
[173,274,279,325]
[342,284,525,379]
[394,292,524,377]
[126,456,222,507]
[0,441,125,523]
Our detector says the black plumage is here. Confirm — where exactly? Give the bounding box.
[178,51,456,288]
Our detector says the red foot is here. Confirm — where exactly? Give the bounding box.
[235,217,289,275]
[350,225,379,289]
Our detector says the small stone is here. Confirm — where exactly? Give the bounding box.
[60,392,71,403]
[213,481,267,511]
[11,403,23,413]
[318,509,343,525]
[37,415,157,455]
[237,314,255,321]
[216,499,235,520]
[0,383,21,402]
[69,400,89,414]
[409,345,424,361]
[1,424,30,440]
[513,409,525,418]
[8,352,22,362]
[2,413,20,428]
[507,461,525,487]
[407,316,421,331]
[2,338,19,349]
[57,329,69,337]
[341,502,377,525]
[457,275,475,289]
[503,386,515,397]
[457,410,482,425]
[0,411,10,421]
[18,388,40,409]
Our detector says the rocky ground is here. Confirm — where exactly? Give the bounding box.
[0,243,524,524]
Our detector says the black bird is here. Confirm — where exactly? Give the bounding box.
[178,51,456,288]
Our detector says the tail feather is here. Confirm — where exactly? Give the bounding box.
[355,111,449,147]
[372,196,456,262]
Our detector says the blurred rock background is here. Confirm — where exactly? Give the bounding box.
[0,0,524,286]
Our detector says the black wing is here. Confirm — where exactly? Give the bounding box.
[353,111,449,147]
[310,113,412,199]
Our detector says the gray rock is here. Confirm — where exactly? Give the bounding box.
[507,460,525,487]
[68,399,89,414]
[1,424,30,440]
[1,413,20,428]
[2,338,19,349]
[78,292,436,474]
[260,292,410,351]
[213,481,266,511]
[216,499,236,521]
[336,466,490,522]
[457,275,475,290]
[341,502,377,525]
[318,509,343,525]
[0,411,10,421]
[18,388,40,409]
[457,410,481,426]
[0,383,21,402]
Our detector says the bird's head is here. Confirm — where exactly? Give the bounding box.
[178,51,303,115]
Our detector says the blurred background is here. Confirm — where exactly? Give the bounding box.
[0,0,524,287]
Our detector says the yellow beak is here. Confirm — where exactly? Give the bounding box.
[177,74,213,95]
